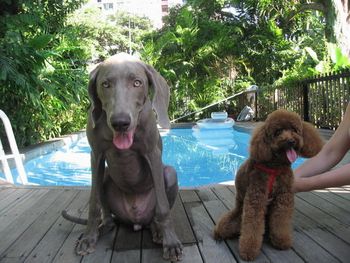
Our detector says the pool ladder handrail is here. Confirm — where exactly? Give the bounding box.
[0,110,28,184]
[171,89,258,123]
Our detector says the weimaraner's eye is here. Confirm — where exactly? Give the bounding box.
[133,79,142,88]
[102,81,109,88]
[102,81,110,88]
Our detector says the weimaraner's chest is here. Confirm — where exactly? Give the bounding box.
[104,148,156,225]
[105,148,153,190]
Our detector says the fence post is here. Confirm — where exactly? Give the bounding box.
[254,91,258,121]
[302,82,309,122]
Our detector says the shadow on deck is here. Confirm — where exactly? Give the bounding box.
[0,185,350,263]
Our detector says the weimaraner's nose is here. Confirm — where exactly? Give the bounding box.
[110,113,131,132]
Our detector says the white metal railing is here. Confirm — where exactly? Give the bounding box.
[171,91,247,123]
[0,110,28,184]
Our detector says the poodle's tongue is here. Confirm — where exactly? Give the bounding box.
[286,148,297,163]
[113,130,134,150]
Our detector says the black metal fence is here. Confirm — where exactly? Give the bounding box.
[253,70,350,130]
[172,69,350,130]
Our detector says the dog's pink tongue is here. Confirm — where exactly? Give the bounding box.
[286,148,297,163]
[113,131,134,150]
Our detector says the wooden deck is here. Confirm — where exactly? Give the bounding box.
[0,185,350,263]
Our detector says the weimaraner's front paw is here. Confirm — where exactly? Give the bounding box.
[162,231,183,261]
[75,233,98,255]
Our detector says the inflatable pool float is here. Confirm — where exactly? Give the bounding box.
[192,123,237,154]
[195,112,235,130]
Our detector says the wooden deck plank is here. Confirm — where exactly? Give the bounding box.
[141,245,203,263]
[0,189,48,219]
[291,229,340,263]
[24,190,89,263]
[210,185,235,209]
[331,188,350,201]
[295,196,350,244]
[51,190,90,263]
[111,249,140,263]
[0,188,32,214]
[183,199,237,263]
[261,242,304,263]
[109,224,142,262]
[197,187,270,263]
[141,248,169,263]
[81,228,116,263]
[298,192,350,226]
[1,189,77,261]
[170,194,196,245]
[311,190,350,217]
[0,186,349,263]
[179,189,200,203]
[51,223,85,263]
[0,187,16,200]
[141,225,160,249]
[0,189,60,257]
[293,205,350,262]
[113,224,142,252]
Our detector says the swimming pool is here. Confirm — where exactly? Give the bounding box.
[1,128,305,187]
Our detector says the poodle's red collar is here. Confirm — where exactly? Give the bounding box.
[254,163,283,195]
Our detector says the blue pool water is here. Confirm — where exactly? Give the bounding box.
[1,128,305,187]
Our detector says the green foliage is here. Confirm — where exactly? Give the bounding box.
[142,0,348,121]
[0,1,154,148]
[142,3,242,119]
[67,7,153,60]
[0,0,88,148]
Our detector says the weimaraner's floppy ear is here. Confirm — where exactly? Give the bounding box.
[143,64,171,129]
[88,64,102,128]
[299,121,324,158]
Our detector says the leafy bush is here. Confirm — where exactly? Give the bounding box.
[0,0,88,148]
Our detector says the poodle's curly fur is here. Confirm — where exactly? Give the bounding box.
[213,109,324,261]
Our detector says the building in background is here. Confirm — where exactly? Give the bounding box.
[161,0,184,17]
[86,0,184,28]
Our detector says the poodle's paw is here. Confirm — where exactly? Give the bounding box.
[213,224,239,240]
[213,213,240,240]
[239,236,262,261]
[239,244,261,261]
[270,233,292,250]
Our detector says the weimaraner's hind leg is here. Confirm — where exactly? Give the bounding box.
[98,173,116,235]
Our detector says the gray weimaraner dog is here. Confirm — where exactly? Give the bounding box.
[62,53,182,261]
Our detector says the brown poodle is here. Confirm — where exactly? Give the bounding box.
[213,109,324,261]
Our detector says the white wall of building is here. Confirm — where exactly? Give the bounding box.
[86,0,173,28]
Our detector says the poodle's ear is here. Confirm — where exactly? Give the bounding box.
[88,64,102,128]
[142,63,171,129]
[299,121,324,158]
[249,123,273,162]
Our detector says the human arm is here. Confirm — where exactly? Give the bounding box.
[293,103,350,192]
[294,163,350,192]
